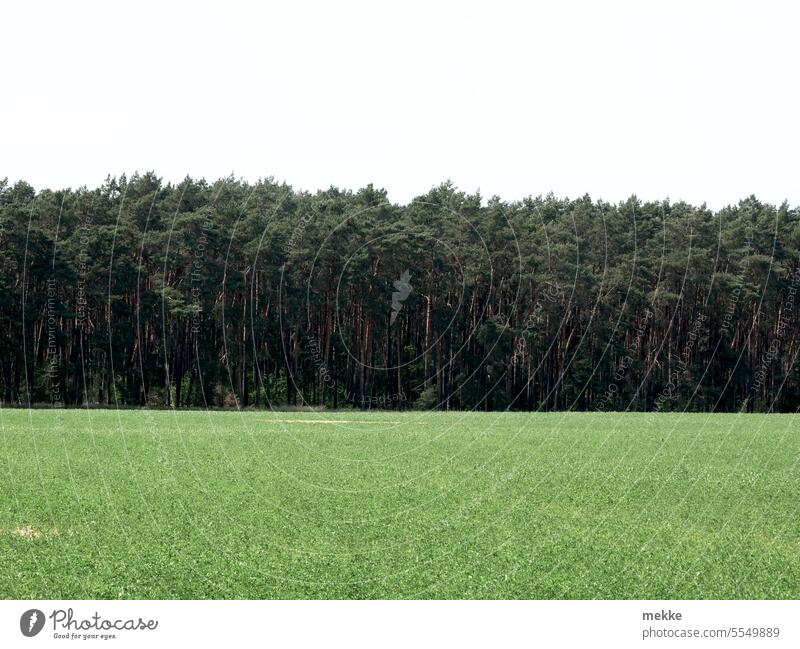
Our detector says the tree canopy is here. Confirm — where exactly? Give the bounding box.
[1,174,798,412]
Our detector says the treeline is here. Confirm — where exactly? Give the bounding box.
[1,173,799,412]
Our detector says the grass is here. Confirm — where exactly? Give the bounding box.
[1,409,798,599]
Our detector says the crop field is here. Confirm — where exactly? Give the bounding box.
[1,409,798,599]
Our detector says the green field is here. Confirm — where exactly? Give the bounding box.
[1,409,798,599]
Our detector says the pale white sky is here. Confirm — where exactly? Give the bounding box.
[2,0,798,208]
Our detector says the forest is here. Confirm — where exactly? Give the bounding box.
[1,173,798,412]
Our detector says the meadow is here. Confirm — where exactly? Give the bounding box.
[1,409,798,599]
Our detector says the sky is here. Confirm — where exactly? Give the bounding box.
[2,0,799,208]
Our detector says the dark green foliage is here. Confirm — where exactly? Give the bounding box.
[1,175,799,411]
